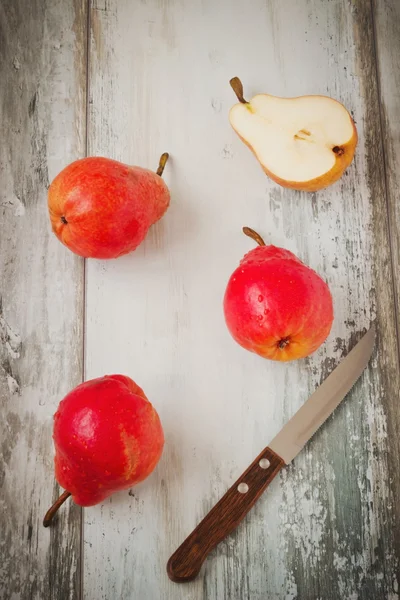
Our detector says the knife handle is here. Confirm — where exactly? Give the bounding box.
[167,446,285,583]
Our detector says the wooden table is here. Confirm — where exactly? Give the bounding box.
[1,1,399,598]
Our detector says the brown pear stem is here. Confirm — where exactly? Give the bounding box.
[43,490,71,527]
[242,227,266,247]
[230,77,248,104]
[156,152,169,177]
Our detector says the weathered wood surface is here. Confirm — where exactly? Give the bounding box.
[373,0,400,591]
[0,1,86,599]
[83,0,400,599]
[374,0,400,414]
[374,0,400,339]
[2,0,400,599]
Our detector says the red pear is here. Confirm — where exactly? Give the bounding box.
[43,375,164,526]
[223,228,333,361]
[48,153,170,258]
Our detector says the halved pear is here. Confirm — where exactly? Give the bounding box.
[229,77,357,192]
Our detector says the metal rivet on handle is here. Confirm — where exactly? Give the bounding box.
[237,483,249,494]
[259,458,270,469]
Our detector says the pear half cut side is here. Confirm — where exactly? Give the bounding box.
[229,78,357,192]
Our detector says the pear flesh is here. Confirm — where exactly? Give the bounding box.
[229,79,357,191]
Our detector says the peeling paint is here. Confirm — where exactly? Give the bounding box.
[0,309,22,359]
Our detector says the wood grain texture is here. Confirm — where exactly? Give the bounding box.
[2,0,398,598]
[80,0,400,598]
[372,0,400,590]
[0,1,86,598]
[82,1,400,599]
[373,0,400,347]
[80,0,399,598]
[167,447,285,583]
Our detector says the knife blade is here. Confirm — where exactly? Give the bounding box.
[269,324,375,463]
[167,325,375,583]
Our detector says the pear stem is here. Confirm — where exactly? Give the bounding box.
[243,227,266,247]
[43,490,71,528]
[156,153,169,177]
[230,77,248,104]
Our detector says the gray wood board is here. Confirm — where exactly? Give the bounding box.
[374,0,400,345]
[0,0,86,598]
[373,0,400,591]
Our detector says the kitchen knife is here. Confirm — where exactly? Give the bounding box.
[167,325,375,583]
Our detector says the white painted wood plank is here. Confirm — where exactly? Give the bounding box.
[0,1,86,598]
[84,0,399,598]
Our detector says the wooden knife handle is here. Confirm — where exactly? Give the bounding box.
[167,446,285,583]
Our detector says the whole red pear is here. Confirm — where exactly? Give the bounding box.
[223,228,333,361]
[43,374,164,526]
[48,153,170,258]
